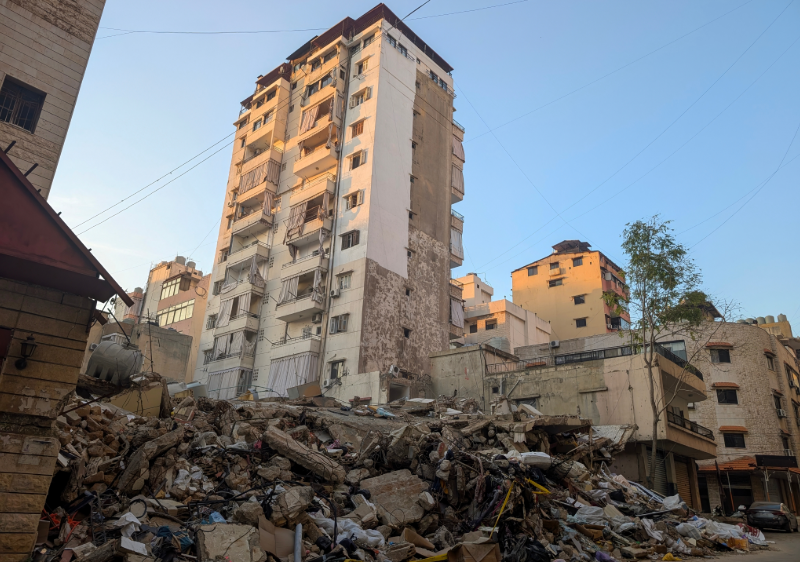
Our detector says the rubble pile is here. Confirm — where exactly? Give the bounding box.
[40,387,771,562]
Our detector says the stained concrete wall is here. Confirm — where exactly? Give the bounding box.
[0,0,106,198]
[0,277,94,560]
[429,345,518,411]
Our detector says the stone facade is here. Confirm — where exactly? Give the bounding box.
[0,0,105,198]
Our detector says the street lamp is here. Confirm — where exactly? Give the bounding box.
[15,336,37,370]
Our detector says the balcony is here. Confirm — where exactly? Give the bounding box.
[272,333,322,359]
[450,244,463,269]
[215,312,260,337]
[226,241,270,267]
[281,252,329,280]
[284,205,333,247]
[293,143,338,178]
[449,278,463,300]
[244,114,278,150]
[450,209,464,232]
[239,148,283,183]
[207,350,255,373]
[232,208,272,238]
[453,119,465,140]
[449,323,463,340]
[451,165,464,204]
[289,173,336,207]
[275,292,326,323]
[655,344,703,381]
[666,411,714,440]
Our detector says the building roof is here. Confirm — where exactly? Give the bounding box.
[718,425,748,433]
[0,148,133,306]
[511,240,623,274]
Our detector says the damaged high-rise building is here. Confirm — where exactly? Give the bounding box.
[193,4,466,403]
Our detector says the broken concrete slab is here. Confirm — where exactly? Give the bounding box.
[197,524,266,562]
[263,426,346,483]
[361,469,428,527]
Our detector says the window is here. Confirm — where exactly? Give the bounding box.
[767,355,775,370]
[659,340,687,361]
[573,257,583,267]
[351,120,364,137]
[723,433,746,448]
[774,395,782,410]
[212,281,223,295]
[330,314,349,334]
[341,230,360,249]
[469,323,477,334]
[160,278,182,300]
[363,34,374,47]
[486,321,497,330]
[782,436,791,451]
[324,50,336,63]
[415,81,420,89]
[156,299,195,327]
[492,386,500,394]
[573,295,585,305]
[320,74,332,89]
[403,328,411,338]
[350,150,367,170]
[549,279,563,287]
[576,318,587,328]
[711,349,731,363]
[206,314,218,329]
[411,141,417,150]
[291,81,298,90]
[289,104,294,113]
[357,59,368,74]
[527,266,538,276]
[311,60,321,71]
[408,211,413,220]
[340,69,346,80]
[405,288,411,296]
[344,191,363,209]
[252,119,262,131]
[407,250,413,258]
[238,119,247,130]
[398,43,408,57]
[330,360,345,379]
[550,262,560,270]
[338,273,351,290]
[203,349,213,365]
[717,389,738,404]
[387,35,397,48]
[266,90,276,101]
[349,44,361,57]
[350,87,371,107]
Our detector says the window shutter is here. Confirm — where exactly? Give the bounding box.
[330,317,338,334]
[354,230,360,245]
[357,190,364,205]
[366,86,372,100]
[349,96,356,109]
[361,149,368,165]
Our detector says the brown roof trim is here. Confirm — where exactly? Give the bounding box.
[719,425,748,433]
[0,150,133,306]
[712,382,740,389]
[764,348,776,356]
[772,389,784,397]
[706,342,733,348]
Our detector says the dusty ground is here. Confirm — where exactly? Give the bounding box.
[741,529,800,561]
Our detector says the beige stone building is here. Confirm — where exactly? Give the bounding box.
[193,4,465,403]
[455,273,550,351]
[511,240,630,341]
[0,0,106,198]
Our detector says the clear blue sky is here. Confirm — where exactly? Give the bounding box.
[52,0,800,322]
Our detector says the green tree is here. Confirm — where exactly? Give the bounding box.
[605,215,719,491]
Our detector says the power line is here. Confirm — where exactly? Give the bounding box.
[689,117,800,249]
[463,0,758,144]
[96,0,531,39]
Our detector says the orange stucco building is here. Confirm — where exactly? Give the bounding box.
[511,240,630,341]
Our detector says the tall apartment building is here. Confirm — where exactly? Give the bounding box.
[193,4,465,403]
[455,273,551,351]
[0,0,105,198]
[511,240,630,341]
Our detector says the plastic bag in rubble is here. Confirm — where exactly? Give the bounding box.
[610,516,635,533]
[308,511,335,535]
[173,469,191,489]
[675,523,702,540]
[662,494,687,512]
[737,523,766,545]
[335,518,384,548]
[704,521,745,541]
[572,506,605,525]
[641,518,663,542]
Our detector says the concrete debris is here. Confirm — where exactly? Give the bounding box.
[35,377,770,562]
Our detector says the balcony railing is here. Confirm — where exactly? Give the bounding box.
[276,292,314,308]
[449,278,463,288]
[666,411,714,440]
[451,209,464,221]
[654,344,704,381]
[273,333,321,347]
[230,312,259,322]
[209,347,256,363]
[453,119,465,133]
[282,250,327,269]
[228,241,270,261]
[291,172,336,196]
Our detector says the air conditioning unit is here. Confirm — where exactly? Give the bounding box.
[311,313,323,324]
[777,408,788,418]
[323,378,332,388]
[388,364,400,375]
[227,201,235,207]
[607,323,613,330]
[330,288,340,298]
[550,340,560,348]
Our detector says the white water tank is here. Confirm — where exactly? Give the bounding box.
[765,315,775,324]
[175,256,186,265]
[85,341,143,385]
[745,318,754,324]
[187,261,196,270]
[757,317,766,325]
[778,314,788,322]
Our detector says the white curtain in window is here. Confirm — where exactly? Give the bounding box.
[450,298,464,328]
[263,191,274,218]
[450,228,464,259]
[266,352,319,397]
[237,292,251,317]
[451,165,464,193]
[311,267,323,303]
[287,243,298,261]
[299,105,319,134]
[229,331,244,356]
[452,135,465,161]
[249,256,266,287]
[285,202,308,241]
[266,159,280,185]
[243,336,256,357]
[212,334,231,359]
[278,276,299,304]
[207,367,244,399]
[216,298,234,327]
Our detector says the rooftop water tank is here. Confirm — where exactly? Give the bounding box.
[757,317,766,324]
[778,314,788,322]
[134,287,143,293]
[736,320,747,324]
[187,261,196,270]
[745,318,754,324]
[175,256,186,265]
[85,341,143,385]
[765,315,775,324]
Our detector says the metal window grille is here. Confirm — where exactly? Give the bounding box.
[0,80,44,132]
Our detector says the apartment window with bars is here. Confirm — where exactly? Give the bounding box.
[575,318,587,328]
[527,266,538,276]
[212,281,223,295]
[203,350,213,365]
[266,90,276,101]
[549,279,562,288]
[206,314,217,329]
[341,230,360,250]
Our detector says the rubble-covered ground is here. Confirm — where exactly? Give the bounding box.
[41,378,776,562]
